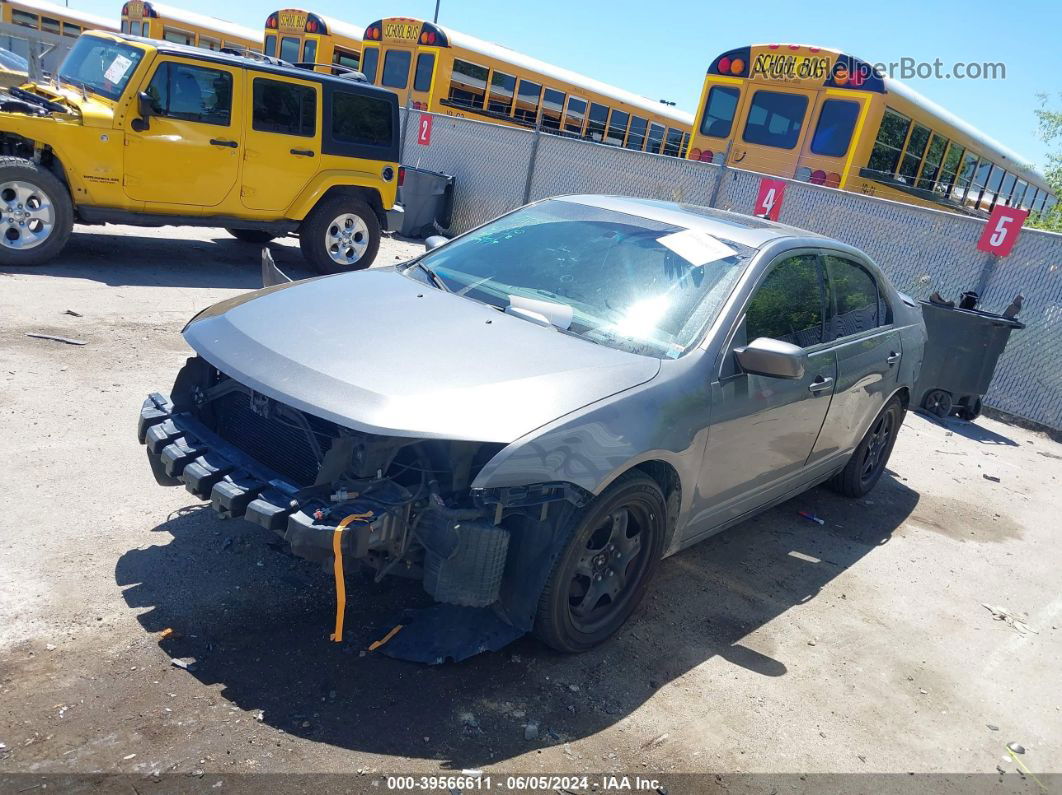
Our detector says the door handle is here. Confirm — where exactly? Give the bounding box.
[290,148,315,157]
[886,352,901,366]
[210,138,238,148]
[808,376,834,394]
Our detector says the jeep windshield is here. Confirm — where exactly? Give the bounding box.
[405,198,751,358]
[57,36,144,101]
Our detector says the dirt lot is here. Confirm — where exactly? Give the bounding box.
[1,224,1060,783]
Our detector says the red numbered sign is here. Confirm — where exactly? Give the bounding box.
[977,205,1028,256]
[754,178,786,221]
[417,113,432,146]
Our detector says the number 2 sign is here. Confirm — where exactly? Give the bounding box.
[754,178,786,221]
[417,113,432,146]
[977,205,1028,256]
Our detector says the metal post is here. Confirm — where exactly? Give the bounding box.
[523,120,543,205]
[433,0,440,23]
[974,251,997,302]
[27,39,42,84]
[707,141,732,208]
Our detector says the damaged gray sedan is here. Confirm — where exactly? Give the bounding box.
[138,195,925,658]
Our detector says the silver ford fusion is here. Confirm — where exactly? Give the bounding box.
[138,195,925,658]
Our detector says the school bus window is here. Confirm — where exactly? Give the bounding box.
[280,36,300,64]
[264,34,277,57]
[954,152,978,199]
[542,88,564,131]
[64,23,81,38]
[680,132,689,158]
[414,53,435,92]
[968,160,991,205]
[934,142,963,194]
[200,36,220,51]
[897,123,929,183]
[646,122,664,154]
[563,96,586,135]
[253,78,316,136]
[980,165,1004,210]
[146,62,232,126]
[382,49,411,89]
[997,171,1017,207]
[12,10,38,28]
[663,127,683,157]
[121,20,130,33]
[335,49,361,71]
[41,16,60,34]
[586,102,607,141]
[626,116,647,150]
[487,71,516,116]
[605,109,629,145]
[515,79,541,123]
[810,99,859,157]
[1012,180,1028,207]
[867,108,910,177]
[916,133,948,190]
[302,39,316,63]
[1031,190,1045,213]
[743,90,808,150]
[360,47,379,83]
[449,59,487,109]
[700,85,739,138]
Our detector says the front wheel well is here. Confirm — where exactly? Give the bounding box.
[311,185,385,229]
[631,460,681,549]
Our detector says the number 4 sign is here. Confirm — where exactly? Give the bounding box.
[977,205,1028,256]
[417,113,432,146]
[754,178,786,221]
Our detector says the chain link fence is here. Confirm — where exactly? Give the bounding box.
[398,109,1062,430]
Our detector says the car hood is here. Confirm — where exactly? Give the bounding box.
[183,269,660,443]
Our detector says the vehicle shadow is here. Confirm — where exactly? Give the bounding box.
[914,410,1019,446]
[115,473,918,768]
[0,228,316,288]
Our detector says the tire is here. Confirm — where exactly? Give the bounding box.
[299,196,380,274]
[958,397,982,421]
[922,389,953,419]
[0,156,73,267]
[534,472,666,653]
[226,228,275,244]
[829,396,905,498]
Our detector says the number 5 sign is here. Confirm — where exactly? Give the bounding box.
[754,178,786,221]
[417,113,432,146]
[977,205,1028,256]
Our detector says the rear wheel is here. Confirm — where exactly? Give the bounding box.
[957,397,982,421]
[226,228,275,244]
[534,473,666,653]
[0,157,73,267]
[829,396,904,498]
[299,196,380,274]
[922,389,953,418]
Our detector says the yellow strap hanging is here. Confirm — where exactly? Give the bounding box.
[329,511,374,643]
[368,624,404,652]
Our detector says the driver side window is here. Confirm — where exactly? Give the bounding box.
[744,253,826,348]
[145,61,233,126]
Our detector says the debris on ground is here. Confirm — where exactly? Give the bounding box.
[1006,742,1026,754]
[983,474,1001,482]
[523,721,539,740]
[981,604,1038,635]
[798,511,825,525]
[642,733,669,750]
[25,333,86,346]
[170,657,197,671]
[63,309,83,317]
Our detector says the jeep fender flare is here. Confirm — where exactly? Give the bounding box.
[288,172,394,228]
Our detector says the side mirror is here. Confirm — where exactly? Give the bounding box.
[734,337,807,379]
[424,234,448,252]
[131,91,154,131]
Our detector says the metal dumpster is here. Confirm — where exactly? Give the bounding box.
[397,167,455,239]
[914,300,1025,420]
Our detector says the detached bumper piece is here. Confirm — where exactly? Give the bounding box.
[138,393,404,567]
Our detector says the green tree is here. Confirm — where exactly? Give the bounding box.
[1028,92,1062,231]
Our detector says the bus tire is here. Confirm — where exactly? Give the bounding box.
[0,156,73,267]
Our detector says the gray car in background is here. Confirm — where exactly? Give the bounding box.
[139,195,925,657]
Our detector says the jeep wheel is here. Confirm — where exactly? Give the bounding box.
[0,157,73,267]
[226,228,275,244]
[534,472,666,653]
[299,197,380,274]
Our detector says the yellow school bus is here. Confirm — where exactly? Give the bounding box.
[361,17,693,156]
[120,1,260,53]
[263,8,363,73]
[689,44,1056,216]
[1,0,116,38]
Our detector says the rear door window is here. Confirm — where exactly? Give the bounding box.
[413,53,435,92]
[824,255,888,339]
[810,99,860,157]
[743,90,808,149]
[381,49,411,89]
[252,78,316,136]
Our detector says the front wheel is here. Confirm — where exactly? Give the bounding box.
[829,396,904,498]
[299,197,380,274]
[0,156,73,267]
[534,473,666,653]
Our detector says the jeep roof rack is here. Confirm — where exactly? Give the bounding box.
[292,62,367,82]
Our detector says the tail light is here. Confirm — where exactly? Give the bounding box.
[795,167,812,181]
[825,172,841,187]
[699,150,714,163]
[307,20,318,32]
[398,167,405,187]
[810,169,827,185]
[266,14,277,29]
[718,56,731,74]
[690,147,702,160]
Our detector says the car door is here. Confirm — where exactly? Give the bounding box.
[807,253,902,464]
[124,57,242,207]
[693,252,837,534]
[241,74,321,212]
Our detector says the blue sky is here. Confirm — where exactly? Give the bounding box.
[76,0,1060,171]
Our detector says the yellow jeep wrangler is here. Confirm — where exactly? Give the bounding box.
[0,31,403,272]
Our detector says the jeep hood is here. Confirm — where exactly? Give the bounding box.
[183,269,660,443]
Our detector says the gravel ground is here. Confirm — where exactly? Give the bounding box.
[0,224,1059,782]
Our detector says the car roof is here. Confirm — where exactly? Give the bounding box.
[99,32,387,95]
[557,194,832,249]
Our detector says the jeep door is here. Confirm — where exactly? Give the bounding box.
[124,57,243,206]
[691,252,837,535]
[240,74,321,212]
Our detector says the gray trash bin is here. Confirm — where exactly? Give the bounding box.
[397,167,455,239]
[914,300,1024,420]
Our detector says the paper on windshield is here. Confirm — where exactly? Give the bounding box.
[103,55,133,85]
[658,229,737,266]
